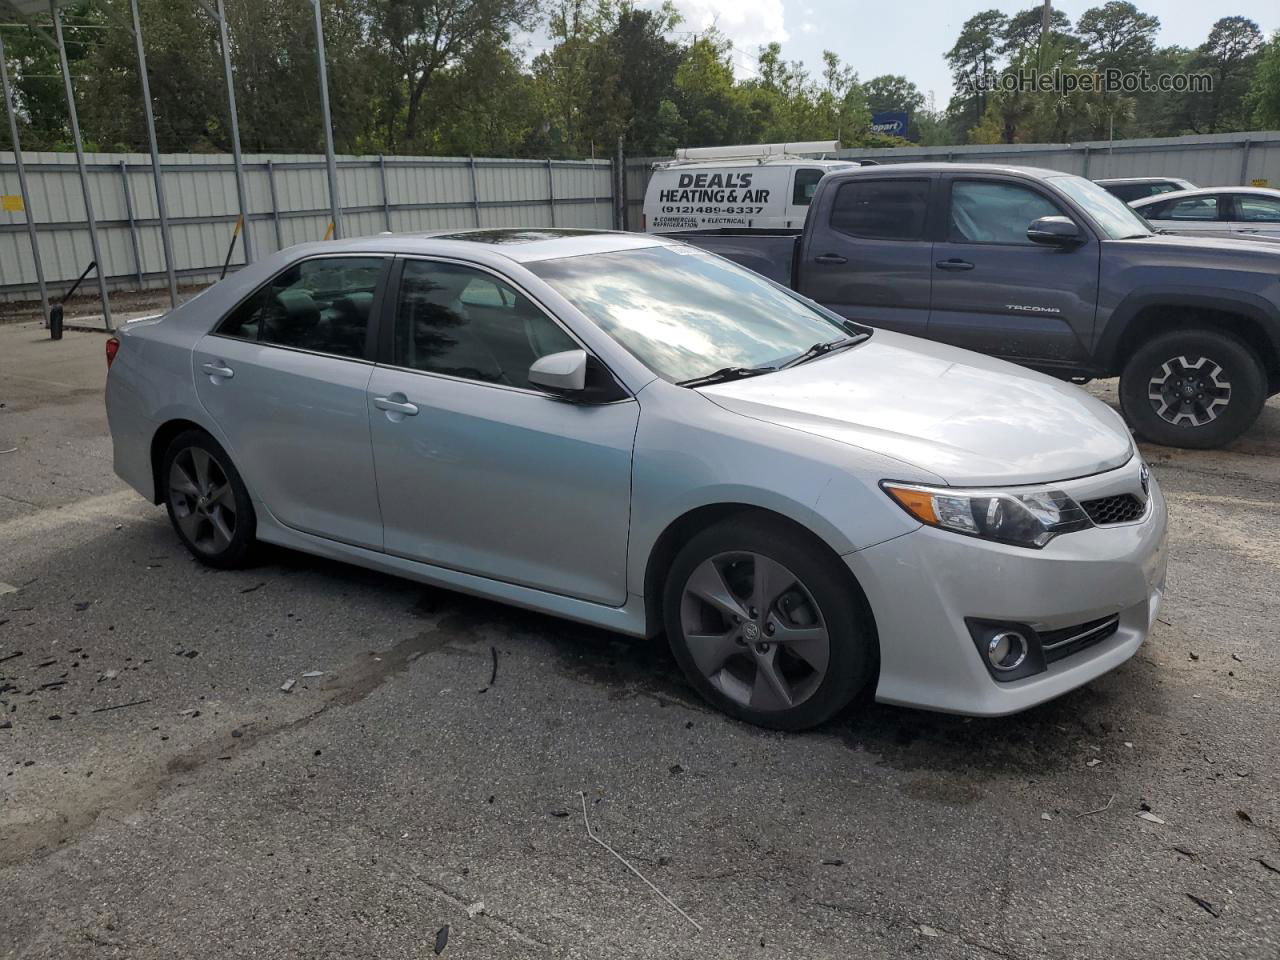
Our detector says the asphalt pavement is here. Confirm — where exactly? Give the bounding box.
[2,319,1278,959]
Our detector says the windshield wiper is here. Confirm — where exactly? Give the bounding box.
[678,365,775,388]
[780,333,870,369]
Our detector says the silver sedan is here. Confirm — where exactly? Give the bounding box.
[105,229,1168,729]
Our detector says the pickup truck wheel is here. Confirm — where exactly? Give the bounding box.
[663,514,874,731]
[1119,330,1266,449]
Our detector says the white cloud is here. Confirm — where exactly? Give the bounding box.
[652,0,789,55]
[799,21,817,33]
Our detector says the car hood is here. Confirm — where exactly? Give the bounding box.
[1113,231,1280,260]
[700,331,1133,486]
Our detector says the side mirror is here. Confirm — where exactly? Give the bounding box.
[1027,216,1084,248]
[528,349,588,394]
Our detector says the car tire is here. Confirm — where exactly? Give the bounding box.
[161,429,257,569]
[1119,329,1267,449]
[662,513,875,731]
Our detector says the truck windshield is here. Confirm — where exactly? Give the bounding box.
[1050,175,1154,239]
[529,244,851,384]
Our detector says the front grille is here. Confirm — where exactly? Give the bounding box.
[1040,615,1120,664]
[1081,493,1146,526]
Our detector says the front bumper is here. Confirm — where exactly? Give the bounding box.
[847,464,1168,716]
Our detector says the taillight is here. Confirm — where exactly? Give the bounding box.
[105,337,120,368]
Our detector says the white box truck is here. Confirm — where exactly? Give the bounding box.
[642,141,862,233]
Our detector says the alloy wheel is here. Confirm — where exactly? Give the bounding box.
[1147,355,1231,427]
[679,551,830,712]
[168,446,238,555]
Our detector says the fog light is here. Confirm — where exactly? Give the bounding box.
[986,631,1028,672]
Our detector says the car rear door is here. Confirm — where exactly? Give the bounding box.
[926,175,1101,366]
[796,174,934,337]
[192,255,390,550]
[366,257,638,606]
[1227,193,1280,239]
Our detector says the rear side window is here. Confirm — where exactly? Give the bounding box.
[1236,195,1280,222]
[792,168,824,206]
[829,179,929,240]
[217,257,384,359]
[949,181,1063,244]
[1161,196,1220,221]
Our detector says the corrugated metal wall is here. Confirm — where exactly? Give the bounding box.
[0,152,617,303]
[625,131,1280,225]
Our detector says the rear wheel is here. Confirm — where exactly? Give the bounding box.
[1119,329,1266,449]
[663,514,875,731]
[162,430,257,568]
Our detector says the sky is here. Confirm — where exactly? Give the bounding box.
[608,0,1280,107]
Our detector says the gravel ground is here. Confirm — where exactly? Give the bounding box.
[1,321,1278,959]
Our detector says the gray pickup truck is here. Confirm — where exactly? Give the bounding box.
[674,163,1280,449]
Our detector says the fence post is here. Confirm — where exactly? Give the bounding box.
[1081,145,1091,179]
[614,137,627,231]
[119,161,144,288]
[0,33,49,323]
[545,158,556,227]
[469,156,482,227]
[378,154,392,231]
[266,159,283,250]
[1238,138,1251,185]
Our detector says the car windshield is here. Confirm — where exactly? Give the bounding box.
[528,244,851,383]
[1051,175,1154,239]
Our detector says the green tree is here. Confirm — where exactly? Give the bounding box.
[1000,5,1075,58]
[672,30,753,147]
[1076,1,1159,71]
[1248,30,1280,128]
[945,10,1008,133]
[1187,16,1264,133]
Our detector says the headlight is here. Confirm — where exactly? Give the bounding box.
[882,481,1092,548]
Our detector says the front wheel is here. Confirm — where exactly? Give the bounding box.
[1119,329,1267,449]
[162,430,257,568]
[662,514,875,731]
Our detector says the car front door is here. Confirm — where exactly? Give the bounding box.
[192,255,389,550]
[367,257,639,606]
[1145,193,1232,238]
[796,175,934,337]
[1227,193,1280,239]
[927,176,1100,366]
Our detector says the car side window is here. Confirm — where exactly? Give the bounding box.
[1162,196,1220,221]
[828,179,929,240]
[948,181,1063,244]
[393,260,578,390]
[217,257,384,359]
[792,169,824,206]
[1236,195,1280,222]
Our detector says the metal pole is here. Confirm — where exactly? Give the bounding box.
[545,158,556,227]
[378,153,391,230]
[131,0,177,306]
[51,1,112,330]
[0,32,49,323]
[311,0,342,239]
[469,155,482,226]
[266,158,282,249]
[119,161,143,288]
[1238,138,1251,185]
[214,0,252,262]
[614,136,626,231]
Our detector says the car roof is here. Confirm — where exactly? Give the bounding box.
[1130,186,1280,206]
[1094,177,1191,185]
[279,228,674,265]
[831,162,1075,180]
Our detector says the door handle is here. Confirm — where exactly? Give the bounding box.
[374,395,419,416]
[813,253,848,265]
[935,259,975,271]
[1237,228,1259,234]
[201,361,235,379]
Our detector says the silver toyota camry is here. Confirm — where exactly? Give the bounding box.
[105,228,1168,730]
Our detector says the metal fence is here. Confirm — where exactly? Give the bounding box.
[0,151,617,306]
[624,130,1280,227]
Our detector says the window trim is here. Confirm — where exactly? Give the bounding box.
[208,253,392,364]
[943,177,1076,248]
[827,176,933,242]
[377,254,634,402]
